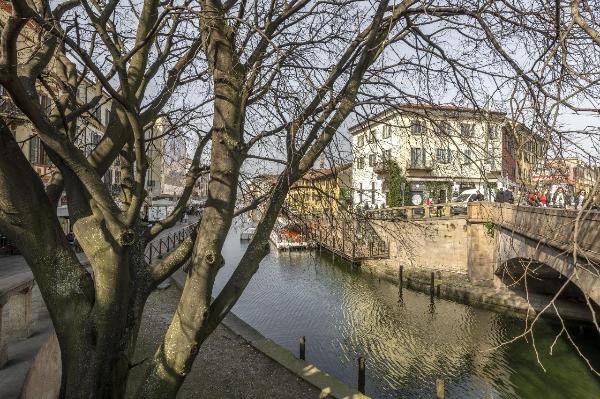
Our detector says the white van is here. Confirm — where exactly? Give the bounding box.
[451,189,485,214]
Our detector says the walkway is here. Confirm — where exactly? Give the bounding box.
[127,285,321,398]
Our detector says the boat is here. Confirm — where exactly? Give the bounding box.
[269,222,315,250]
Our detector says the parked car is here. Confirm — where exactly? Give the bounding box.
[451,189,484,214]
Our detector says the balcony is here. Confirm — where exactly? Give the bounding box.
[406,160,433,176]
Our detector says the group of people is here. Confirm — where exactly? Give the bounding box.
[494,187,515,204]
[525,188,597,210]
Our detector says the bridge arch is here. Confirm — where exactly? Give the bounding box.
[496,226,600,306]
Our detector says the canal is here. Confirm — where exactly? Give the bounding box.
[213,228,600,398]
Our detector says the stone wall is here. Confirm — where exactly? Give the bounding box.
[364,218,471,282]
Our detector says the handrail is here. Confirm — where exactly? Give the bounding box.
[145,224,196,263]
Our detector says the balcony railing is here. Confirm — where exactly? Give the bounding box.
[406,160,433,171]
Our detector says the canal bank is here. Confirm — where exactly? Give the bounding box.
[359,260,597,323]
[167,271,368,399]
[211,228,600,399]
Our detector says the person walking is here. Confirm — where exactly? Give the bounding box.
[554,187,566,208]
[576,190,586,210]
[495,187,505,203]
[505,188,514,204]
[540,190,548,207]
[475,190,484,201]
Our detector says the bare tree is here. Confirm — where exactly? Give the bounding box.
[1,0,598,397]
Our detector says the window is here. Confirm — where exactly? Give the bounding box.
[357,135,364,147]
[382,149,392,162]
[104,169,113,185]
[382,125,391,139]
[462,149,472,164]
[356,157,365,169]
[368,154,377,167]
[438,121,452,136]
[410,147,426,167]
[366,130,375,143]
[94,106,102,121]
[104,109,111,126]
[40,95,51,115]
[460,123,474,137]
[411,120,424,136]
[92,133,100,145]
[28,135,47,165]
[436,148,451,164]
[488,124,498,140]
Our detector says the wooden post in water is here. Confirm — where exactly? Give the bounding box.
[436,379,445,399]
[399,265,403,294]
[299,336,306,360]
[430,272,435,296]
[358,357,366,394]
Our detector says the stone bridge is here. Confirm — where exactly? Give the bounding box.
[366,202,600,306]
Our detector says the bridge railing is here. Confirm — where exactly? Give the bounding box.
[366,202,471,220]
[467,202,600,262]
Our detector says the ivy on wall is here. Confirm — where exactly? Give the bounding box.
[383,161,411,207]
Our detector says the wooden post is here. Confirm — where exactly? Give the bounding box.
[358,357,366,394]
[430,272,435,296]
[299,336,306,360]
[436,379,445,399]
[399,265,403,294]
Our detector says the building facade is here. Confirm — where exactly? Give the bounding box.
[350,105,545,208]
[532,157,599,196]
[287,163,352,215]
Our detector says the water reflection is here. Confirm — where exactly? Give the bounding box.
[214,229,600,399]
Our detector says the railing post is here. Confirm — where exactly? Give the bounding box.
[358,357,366,394]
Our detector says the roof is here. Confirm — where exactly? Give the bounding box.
[349,103,507,134]
[301,163,352,181]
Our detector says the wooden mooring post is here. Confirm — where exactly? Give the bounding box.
[430,272,435,296]
[358,357,366,394]
[436,378,445,399]
[299,336,305,360]
[398,265,403,295]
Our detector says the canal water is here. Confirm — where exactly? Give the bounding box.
[213,228,600,399]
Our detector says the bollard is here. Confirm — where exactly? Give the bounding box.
[399,265,403,292]
[299,336,306,360]
[358,356,366,394]
[436,379,445,399]
[436,284,441,298]
[430,272,435,296]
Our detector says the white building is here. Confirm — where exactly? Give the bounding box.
[350,105,543,208]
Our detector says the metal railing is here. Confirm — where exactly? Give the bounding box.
[311,215,389,262]
[144,224,196,263]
